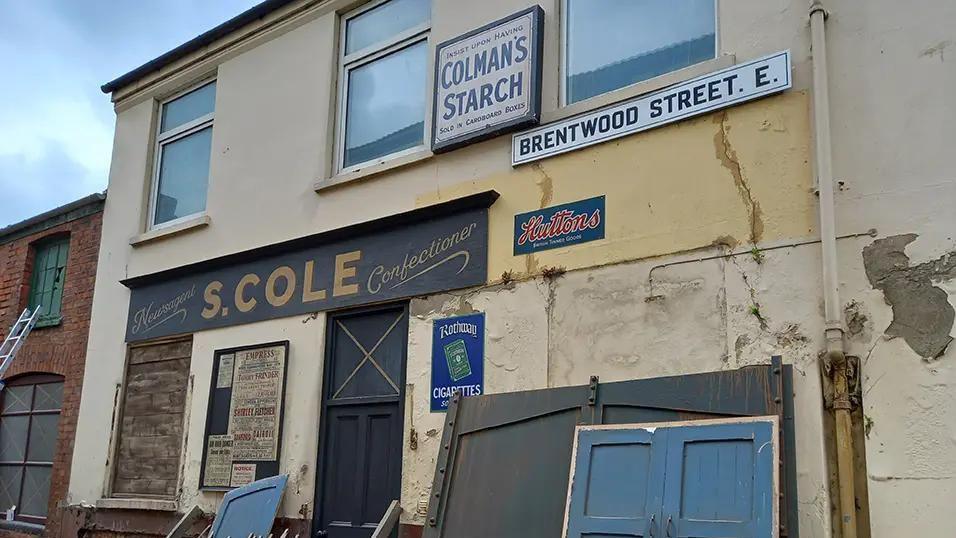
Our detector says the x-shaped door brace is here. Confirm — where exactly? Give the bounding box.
[331,313,404,399]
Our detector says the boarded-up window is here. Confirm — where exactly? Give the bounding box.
[112,339,191,497]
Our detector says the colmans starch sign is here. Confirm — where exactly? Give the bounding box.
[514,196,605,255]
[432,6,543,152]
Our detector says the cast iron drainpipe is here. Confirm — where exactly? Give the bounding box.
[810,2,858,537]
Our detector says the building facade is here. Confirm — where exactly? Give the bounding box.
[0,194,105,538]
[68,1,955,537]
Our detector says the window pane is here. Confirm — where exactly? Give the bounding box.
[20,466,50,517]
[566,0,716,104]
[27,415,59,463]
[154,126,213,225]
[344,41,426,168]
[33,383,63,412]
[161,81,216,133]
[345,0,429,55]
[0,466,21,512]
[2,386,32,414]
[0,416,29,462]
[27,247,49,312]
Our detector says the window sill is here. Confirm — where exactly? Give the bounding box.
[0,519,44,535]
[545,55,737,125]
[130,214,211,247]
[33,316,62,329]
[95,498,178,511]
[314,149,434,193]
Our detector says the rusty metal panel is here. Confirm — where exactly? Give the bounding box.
[423,359,796,538]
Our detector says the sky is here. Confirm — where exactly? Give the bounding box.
[0,0,263,228]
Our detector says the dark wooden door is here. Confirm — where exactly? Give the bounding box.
[315,305,407,538]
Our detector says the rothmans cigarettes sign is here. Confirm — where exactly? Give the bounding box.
[512,50,792,166]
[432,6,544,152]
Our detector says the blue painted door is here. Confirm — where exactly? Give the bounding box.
[564,420,776,538]
[661,421,775,537]
[564,428,665,537]
[211,474,288,538]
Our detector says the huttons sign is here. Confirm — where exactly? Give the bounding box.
[514,196,605,255]
[124,208,489,342]
[432,6,544,152]
[512,50,792,165]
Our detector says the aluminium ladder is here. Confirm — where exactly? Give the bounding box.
[0,307,41,387]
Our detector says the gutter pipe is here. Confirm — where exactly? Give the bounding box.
[809,2,858,537]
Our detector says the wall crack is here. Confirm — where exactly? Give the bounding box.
[531,163,554,209]
[714,111,764,244]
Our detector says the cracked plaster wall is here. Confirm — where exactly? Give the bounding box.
[397,244,837,537]
[820,1,956,535]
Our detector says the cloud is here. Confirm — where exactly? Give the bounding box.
[0,0,262,227]
[0,140,97,225]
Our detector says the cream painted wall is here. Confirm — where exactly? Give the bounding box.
[70,0,956,537]
[180,316,326,518]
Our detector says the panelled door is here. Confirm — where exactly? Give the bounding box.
[564,428,665,537]
[315,305,408,538]
[661,421,776,537]
[564,418,777,538]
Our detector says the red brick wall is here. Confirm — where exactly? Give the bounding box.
[0,209,103,538]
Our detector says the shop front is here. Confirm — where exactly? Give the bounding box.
[85,194,494,538]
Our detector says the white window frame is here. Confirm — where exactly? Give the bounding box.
[335,0,431,175]
[148,78,216,231]
[560,0,720,107]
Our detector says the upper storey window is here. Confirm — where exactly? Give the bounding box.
[337,0,430,172]
[28,237,69,328]
[564,0,716,105]
[151,80,216,228]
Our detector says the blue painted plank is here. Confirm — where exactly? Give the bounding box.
[660,420,775,538]
[211,474,288,538]
[564,428,664,538]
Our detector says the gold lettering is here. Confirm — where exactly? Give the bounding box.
[201,281,223,319]
[235,274,260,313]
[333,250,361,297]
[266,266,296,307]
[302,260,327,302]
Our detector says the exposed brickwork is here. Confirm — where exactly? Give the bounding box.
[0,207,103,538]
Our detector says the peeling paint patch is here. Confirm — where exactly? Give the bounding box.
[863,234,956,359]
[712,235,740,249]
[844,300,871,341]
[735,334,752,362]
[920,40,951,61]
[410,295,449,317]
[775,323,809,348]
[410,295,479,318]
